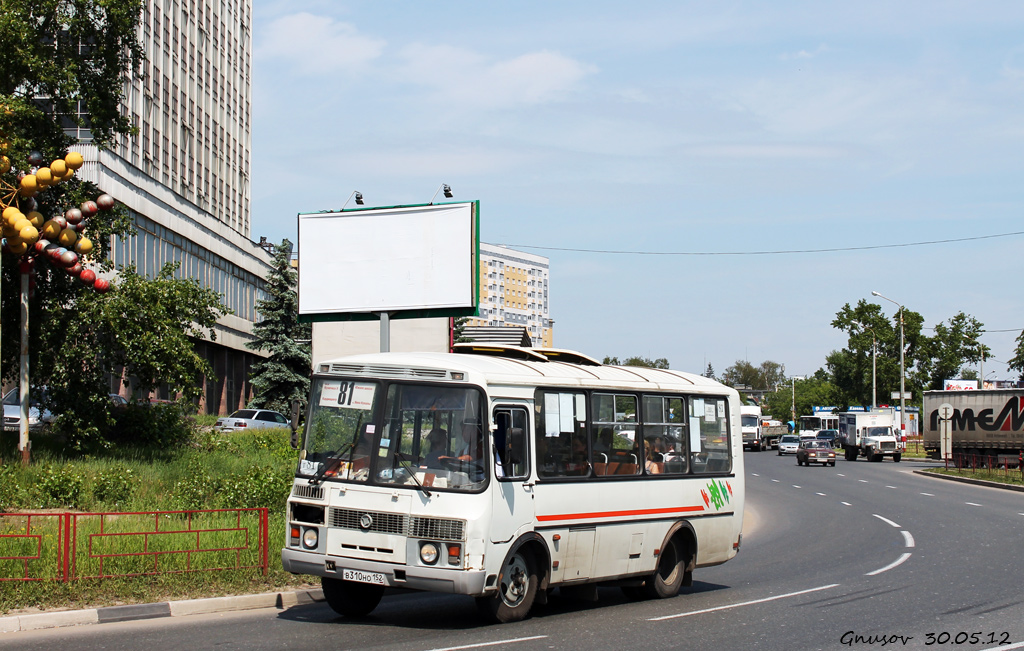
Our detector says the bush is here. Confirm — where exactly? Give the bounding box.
[219,464,293,509]
[93,465,135,507]
[110,403,198,448]
[36,464,85,509]
[171,459,218,510]
[0,464,22,511]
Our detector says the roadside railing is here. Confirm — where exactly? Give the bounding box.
[0,508,269,582]
[943,452,1024,481]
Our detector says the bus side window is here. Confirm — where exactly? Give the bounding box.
[494,407,530,479]
[535,390,588,479]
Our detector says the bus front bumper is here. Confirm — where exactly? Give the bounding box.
[281,548,489,596]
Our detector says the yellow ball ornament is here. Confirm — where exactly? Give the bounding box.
[2,206,22,223]
[42,219,61,239]
[50,159,67,177]
[13,217,30,232]
[19,224,38,242]
[65,151,84,170]
[74,237,93,255]
[36,167,53,186]
[58,228,78,247]
[7,241,28,256]
[20,174,38,192]
[0,155,10,174]
[27,211,44,227]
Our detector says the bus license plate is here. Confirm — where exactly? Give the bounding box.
[343,569,386,585]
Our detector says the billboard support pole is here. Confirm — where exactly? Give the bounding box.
[379,312,391,353]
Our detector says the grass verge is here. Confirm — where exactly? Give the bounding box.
[0,423,314,615]
[921,467,1024,487]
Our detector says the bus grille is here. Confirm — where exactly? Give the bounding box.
[330,508,406,535]
[409,516,465,541]
[329,508,465,541]
[291,484,325,500]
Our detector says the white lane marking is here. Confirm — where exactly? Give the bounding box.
[901,531,915,548]
[816,492,826,496]
[872,514,902,528]
[859,479,869,483]
[793,485,802,489]
[841,502,851,506]
[649,584,841,621]
[920,492,934,496]
[751,473,759,477]
[966,502,982,507]
[837,473,846,477]
[866,552,912,576]
[886,485,897,489]
[982,640,1024,651]
[425,636,549,651]
[771,479,780,483]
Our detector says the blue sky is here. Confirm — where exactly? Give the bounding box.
[249,1,1024,380]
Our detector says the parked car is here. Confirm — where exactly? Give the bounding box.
[777,434,801,455]
[2,388,54,432]
[796,439,837,467]
[815,429,839,448]
[214,409,289,432]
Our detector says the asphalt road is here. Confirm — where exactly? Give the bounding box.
[3,453,1023,650]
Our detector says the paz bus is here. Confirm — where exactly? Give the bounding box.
[282,345,745,622]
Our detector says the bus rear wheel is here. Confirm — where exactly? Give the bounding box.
[321,577,385,617]
[643,536,689,599]
[477,549,538,623]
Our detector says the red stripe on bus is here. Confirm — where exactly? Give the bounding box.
[536,505,705,522]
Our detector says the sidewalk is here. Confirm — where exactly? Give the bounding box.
[0,587,325,634]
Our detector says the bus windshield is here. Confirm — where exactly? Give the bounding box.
[299,378,487,492]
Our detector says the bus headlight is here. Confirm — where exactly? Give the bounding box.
[302,528,319,549]
[420,542,439,565]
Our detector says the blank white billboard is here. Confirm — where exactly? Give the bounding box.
[297,202,479,319]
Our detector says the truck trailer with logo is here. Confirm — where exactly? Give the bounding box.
[922,389,1024,466]
[838,409,902,462]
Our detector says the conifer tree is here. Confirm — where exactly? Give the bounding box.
[247,240,311,413]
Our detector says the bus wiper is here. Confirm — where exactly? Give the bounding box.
[395,455,432,498]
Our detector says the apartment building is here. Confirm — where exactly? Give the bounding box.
[468,243,552,347]
[70,0,271,413]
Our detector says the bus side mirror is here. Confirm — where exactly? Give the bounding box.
[290,399,303,449]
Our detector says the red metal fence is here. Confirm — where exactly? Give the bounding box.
[0,508,269,582]
[944,452,1024,481]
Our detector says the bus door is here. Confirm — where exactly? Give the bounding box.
[489,405,534,543]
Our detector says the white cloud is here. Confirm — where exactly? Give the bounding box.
[779,44,830,60]
[255,13,386,75]
[396,44,596,108]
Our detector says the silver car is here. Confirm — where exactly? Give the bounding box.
[2,388,54,432]
[214,409,289,432]
[777,434,800,456]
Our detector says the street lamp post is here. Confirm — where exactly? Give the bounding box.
[791,375,805,432]
[872,291,905,436]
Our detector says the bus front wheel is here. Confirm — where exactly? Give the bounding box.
[477,549,538,623]
[643,536,688,599]
[321,576,385,617]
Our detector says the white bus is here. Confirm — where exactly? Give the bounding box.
[283,345,745,622]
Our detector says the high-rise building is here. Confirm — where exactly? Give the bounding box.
[468,244,552,347]
[71,0,270,413]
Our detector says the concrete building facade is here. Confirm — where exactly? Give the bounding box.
[71,0,271,413]
[468,243,552,347]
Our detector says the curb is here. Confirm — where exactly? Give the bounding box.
[0,588,324,634]
[912,469,1024,493]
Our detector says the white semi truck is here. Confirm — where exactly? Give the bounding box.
[838,409,903,462]
[741,405,786,451]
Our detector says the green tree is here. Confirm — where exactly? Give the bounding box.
[914,312,986,390]
[761,375,839,424]
[1009,329,1024,379]
[602,356,670,369]
[0,0,144,150]
[452,316,470,346]
[703,363,715,380]
[721,359,785,389]
[246,240,311,413]
[46,263,228,449]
